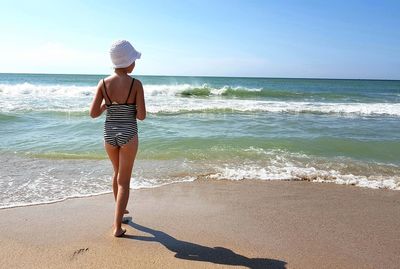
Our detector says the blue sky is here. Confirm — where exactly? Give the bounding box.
[0,0,399,79]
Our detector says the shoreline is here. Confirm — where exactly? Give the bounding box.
[1,177,399,210]
[1,180,399,268]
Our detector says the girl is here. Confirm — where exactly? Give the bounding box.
[90,40,146,237]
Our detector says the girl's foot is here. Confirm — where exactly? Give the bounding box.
[113,228,126,237]
[124,209,129,214]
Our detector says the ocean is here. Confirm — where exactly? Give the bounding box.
[0,73,399,208]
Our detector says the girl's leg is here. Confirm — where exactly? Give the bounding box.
[104,142,120,200]
[113,137,138,235]
[105,142,130,214]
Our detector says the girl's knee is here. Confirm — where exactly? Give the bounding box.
[112,175,118,186]
[117,184,130,193]
[117,176,130,186]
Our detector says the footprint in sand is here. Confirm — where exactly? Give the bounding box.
[71,248,89,260]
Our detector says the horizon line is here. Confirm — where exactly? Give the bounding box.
[0,72,399,82]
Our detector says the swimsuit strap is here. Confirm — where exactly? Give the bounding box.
[125,78,135,104]
[102,79,112,104]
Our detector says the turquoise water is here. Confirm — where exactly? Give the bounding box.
[0,73,399,208]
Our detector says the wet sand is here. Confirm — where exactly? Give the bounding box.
[0,180,399,269]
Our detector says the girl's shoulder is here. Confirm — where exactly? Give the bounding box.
[132,77,143,87]
[97,76,113,87]
[102,75,115,83]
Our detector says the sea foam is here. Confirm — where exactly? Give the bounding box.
[207,164,400,190]
[1,83,399,117]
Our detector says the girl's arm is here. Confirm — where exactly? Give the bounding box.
[136,80,146,120]
[90,80,106,118]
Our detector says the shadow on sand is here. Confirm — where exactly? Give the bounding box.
[122,218,287,269]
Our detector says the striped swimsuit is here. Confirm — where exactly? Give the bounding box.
[102,78,138,147]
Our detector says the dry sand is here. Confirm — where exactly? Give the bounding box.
[0,180,399,269]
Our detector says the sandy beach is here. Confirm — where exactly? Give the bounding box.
[1,1,400,268]
[0,180,399,269]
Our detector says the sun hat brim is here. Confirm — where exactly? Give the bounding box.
[110,40,141,68]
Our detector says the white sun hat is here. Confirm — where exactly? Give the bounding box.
[109,40,141,68]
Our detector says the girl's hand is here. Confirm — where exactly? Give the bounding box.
[101,103,107,112]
